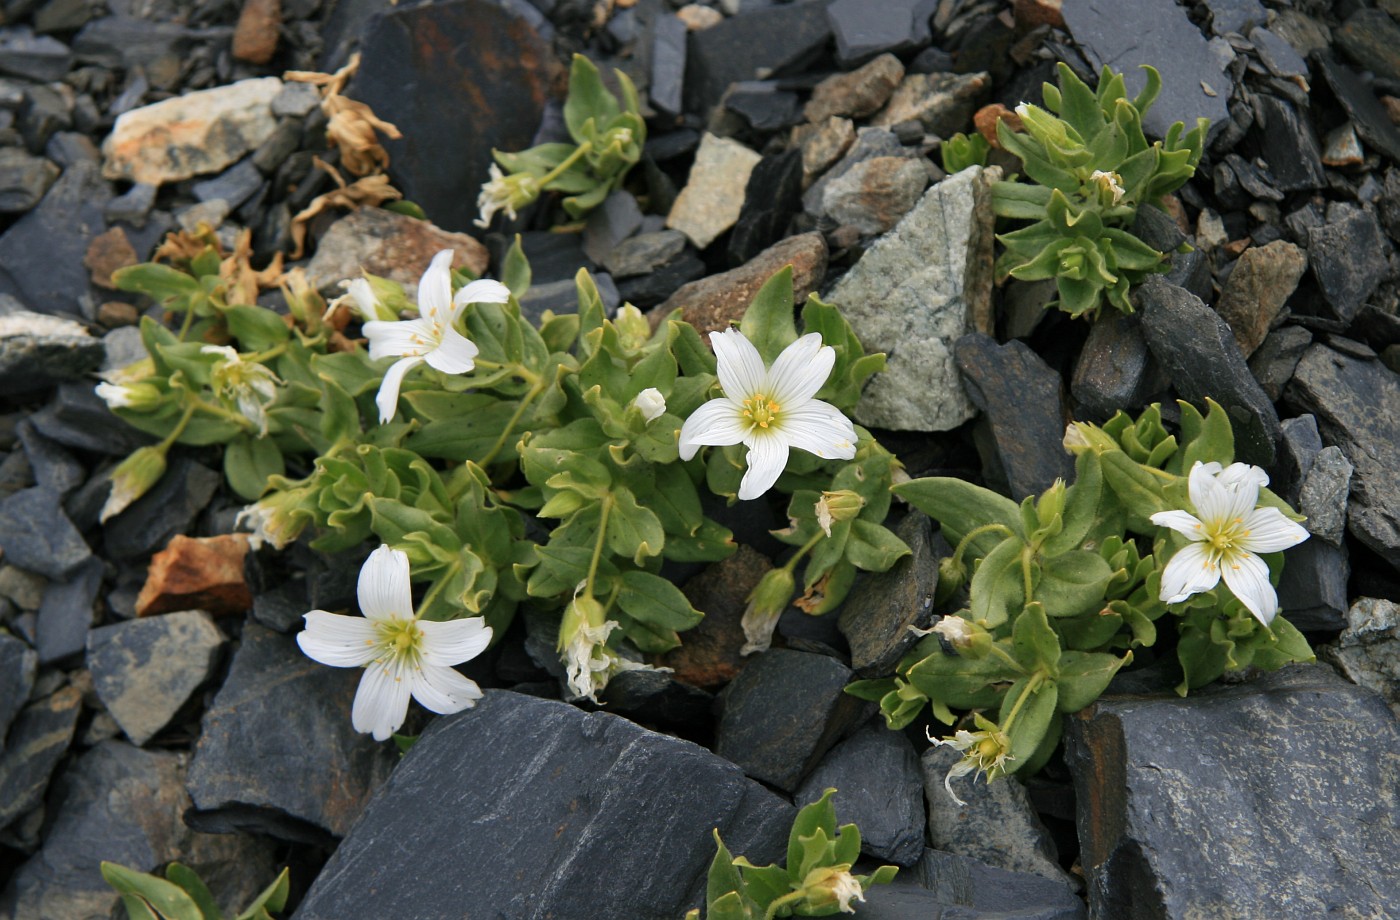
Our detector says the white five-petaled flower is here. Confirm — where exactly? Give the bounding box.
[679,330,857,501]
[202,345,280,437]
[1150,461,1310,627]
[296,545,492,741]
[362,250,510,424]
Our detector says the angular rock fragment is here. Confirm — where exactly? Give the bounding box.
[684,2,832,114]
[0,633,36,740]
[1071,312,1165,418]
[666,133,762,250]
[872,71,989,137]
[839,512,939,677]
[1213,239,1306,357]
[36,556,101,665]
[909,847,1086,919]
[304,206,489,298]
[822,155,930,236]
[0,685,80,831]
[135,534,253,618]
[0,486,90,581]
[661,545,772,690]
[805,53,905,122]
[0,310,104,395]
[1322,597,1400,719]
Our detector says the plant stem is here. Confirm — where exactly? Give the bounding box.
[157,402,199,451]
[480,381,545,467]
[538,141,593,187]
[780,530,827,575]
[952,523,1017,566]
[177,306,196,342]
[1001,671,1045,734]
[762,891,805,920]
[584,495,614,601]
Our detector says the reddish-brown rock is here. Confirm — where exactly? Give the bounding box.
[303,207,490,298]
[659,546,773,689]
[974,103,1022,148]
[1013,0,1064,31]
[136,534,254,618]
[84,227,138,290]
[232,0,281,65]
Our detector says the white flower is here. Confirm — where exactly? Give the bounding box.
[202,345,280,437]
[933,615,974,647]
[96,381,134,408]
[330,277,397,323]
[1150,461,1310,627]
[474,164,539,229]
[928,718,1013,807]
[296,545,492,741]
[679,330,857,501]
[632,387,666,422]
[800,865,865,914]
[562,618,651,702]
[1090,169,1126,205]
[236,500,301,551]
[361,250,510,424]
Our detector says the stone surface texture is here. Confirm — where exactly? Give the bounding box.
[1213,240,1306,357]
[135,533,253,618]
[666,133,763,250]
[304,206,489,298]
[838,512,939,676]
[1322,597,1400,719]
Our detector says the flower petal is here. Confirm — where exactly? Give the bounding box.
[352,659,412,741]
[453,278,511,307]
[417,250,456,322]
[1218,462,1269,492]
[418,617,492,666]
[296,611,380,667]
[346,278,381,320]
[1220,550,1278,626]
[779,401,857,461]
[710,328,767,401]
[1187,461,1233,527]
[678,398,746,460]
[1149,509,1206,541]
[364,318,434,360]
[765,333,834,408]
[410,663,484,714]
[375,356,422,424]
[1236,506,1310,554]
[738,431,789,500]
[357,545,414,621]
[423,327,479,374]
[1158,542,1221,604]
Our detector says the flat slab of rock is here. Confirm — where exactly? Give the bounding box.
[303,206,490,299]
[0,486,91,581]
[0,685,81,831]
[101,77,282,185]
[667,133,763,250]
[296,691,794,919]
[1213,240,1306,358]
[0,162,111,317]
[0,311,102,395]
[1065,664,1400,918]
[839,512,939,676]
[827,166,998,432]
[0,633,37,740]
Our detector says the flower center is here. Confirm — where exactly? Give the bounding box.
[741,394,781,430]
[1203,517,1248,559]
[374,617,424,666]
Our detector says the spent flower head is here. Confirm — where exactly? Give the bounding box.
[799,865,866,914]
[202,345,280,437]
[96,380,162,412]
[474,165,540,229]
[740,567,796,657]
[928,713,1013,806]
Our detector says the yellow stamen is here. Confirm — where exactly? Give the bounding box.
[741,394,781,429]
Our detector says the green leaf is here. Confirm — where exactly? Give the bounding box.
[233,867,290,920]
[1056,650,1130,711]
[101,862,203,920]
[1175,396,1233,474]
[616,570,703,632]
[1042,450,1103,555]
[563,54,621,143]
[606,488,665,564]
[905,642,1022,710]
[663,517,737,563]
[1036,550,1114,618]
[845,520,911,572]
[224,435,284,501]
[1012,602,1062,673]
[969,536,1026,629]
[163,865,222,920]
[998,677,1058,774]
[113,262,202,305]
[526,544,602,597]
[501,235,531,299]
[225,305,290,351]
[893,477,1024,558]
[704,830,750,914]
[1100,449,1169,529]
[739,266,799,364]
[788,789,837,877]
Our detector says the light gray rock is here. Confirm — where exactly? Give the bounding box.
[826,166,998,431]
[822,155,929,235]
[0,310,104,395]
[1322,597,1400,720]
[1298,445,1352,546]
[666,133,762,250]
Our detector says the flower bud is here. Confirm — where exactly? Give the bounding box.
[1063,421,1116,456]
[236,489,312,550]
[1090,169,1126,207]
[335,277,400,323]
[614,304,651,351]
[475,164,541,229]
[95,381,163,412]
[934,555,967,606]
[631,387,666,422]
[100,446,168,523]
[1036,479,1066,526]
[740,567,795,656]
[815,490,864,537]
[932,614,992,659]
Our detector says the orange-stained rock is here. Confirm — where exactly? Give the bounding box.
[974,103,1022,148]
[658,545,773,690]
[136,534,254,618]
[232,0,281,64]
[1013,0,1064,31]
[302,207,490,298]
[84,227,138,290]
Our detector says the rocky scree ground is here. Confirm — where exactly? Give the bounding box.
[0,0,1399,917]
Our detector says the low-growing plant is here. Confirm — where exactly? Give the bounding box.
[102,861,289,920]
[991,63,1207,318]
[686,789,897,919]
[849,399,1313,802]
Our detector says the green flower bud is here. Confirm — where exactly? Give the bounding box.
[100,446,168,523]
[614,304,650,351]
[1062,421,1117,456]
[932,614,993,659]
[1036,479,1066,526]
[815,489,864,536]
[741,567,795,656]
[934,555,967,606]
[95,381,163,413]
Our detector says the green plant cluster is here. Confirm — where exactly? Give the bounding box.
[686,789,897,919]
[849,399,1313,783]
[102,861,289,920]
[991,63,1207,318]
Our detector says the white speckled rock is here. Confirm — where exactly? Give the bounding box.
[666,133,762,250]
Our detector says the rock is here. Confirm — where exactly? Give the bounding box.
[1337,8,1400,86]
[715,648,869,792]
[1249,324,1312,402]
[84,226,138,290]
[598,668,715,731]
[0,564,46,612]
[839,513,939,677]
[192,158,265,210]
[185,623,397,845]
[350,0,553,232]
[604,229,688,278]
[1277,537,1349,633]
[0,310,104,395]
[1247,95,1324,193]
[909,848,1086,918]
[1214,240,1307,357]
[956,334,1075,499]
[1061,0,1230,139]
[923,744,1072,884]
[0,28,71,83]
[1066,664,1400,918]
[270,80,319,119]
[296,691,794,918]
[1298,445,1352,546]
[1305,205,1391,325]
[0,633,36,740]
[1138,277,1280,467]
[1322,123,1365,168]
[1322,597,1400,719]
[826,0,937,67]
[795,720,925,865]
[656,231,827,338]
[134,534,253,618]
[725,83,805,133]
[872,71,990,138]
[0,161,110,317]
[1315,53,1400,166]
[36,556,101,666]
[19,420,81,498]
[684,2,832,114]
[231,0,280,64]
[1071,313,1165,419]
[101,77,282,186]
[103,182,156,229]
[0,685,80,831]
[667,133,763,250]
[303,207,490,298]
[30,381,155,457]
[1249,27,1307,81]
[650,12,687,118]
[802,127,916,217]
[0,148,57,214]
[175,199,229,235]
[822,156,930,236]
[794,115,856,187]
[728,147,804,266]
[519,273,620,325]
[661,545,771,690]
[1203,0,1265,36]
[582,191,644,266]
[615,252,706,308]
[87,610,223,746]
[1286,345,1400,571]
[102,455,221,562]
[806,53,906,122]
[0,487,90,581]
[72,17,189,90]
[828,166,998,432]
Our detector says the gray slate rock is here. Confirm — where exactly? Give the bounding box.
[185,623,396,845]
[911,848,1085,919]
[728,147,804,266]
[31,381,156,456]
[1065,665,1400,919]
[825,0,937,67]
[0,685,80,832]
[1247,95,1324,193]
[0,28,71,83]
[18,420,81,497]
[1315,53,1400,165]
[716,648,870,792]
[0,161,110,317]
[803,127,915,217]
[102,455,220,562]
[828,166,998,432]
[1138,277,1280,466]
[1321,597,1400,720]
[684,2,832,114]
[1071,312,1165,418]
[650,12,686,118]
[1203,0,1265,36]
[795,720,926,866]
[0,310,104,395]
[1276,537,1349,633]
[956,333,1076,500]
[1248,324,1312,402]
[1297,445,1351,546]
[604,229,688,278]
[192,158,264,210]
[0,632,37,741]
[1249,27,1307,81]
[1306,204,1391,325]
[0,486,90,581]
[87,610,224,745]
[296,691,794,920]
[1061,0,1231,139]
[0,148,58,213]
[822,155,930,236]
[839,512,939,677]
[1286,344,1400,571]
[35,556,101,665]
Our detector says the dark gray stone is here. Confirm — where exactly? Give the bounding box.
[1061,0,1231,139]
[1315,53,1400,166]
[684,2,832,114]
[1247,95,1324,192]
[72,17,190,86]
[185,623,397,846]
[1066,665,1400,919]
[104,181,156,229]
[582,190,644,266]
[0,486,90,581]
[1298,445,1352,546]
[1071,312,1166,419]
[1274,413,1322,506]
[795,721,926,866]
[0,148,57,213]
[1306,205,1391,325]
[1322,598,1400,719]
[650,12,686,118]
[87,610,224,745]
[604,229,688,278]
[250,118,301,176]
[270,80,319,118]
[826,0,937,67]
[0,27,71,82]
[839,512,939,677]
[615,250,706,308]
[1203,0,1265,36]
[296,691,794,919]
[1224,153,1283,202]
[728,147,804,266]
[45,132,98,170]
[1248,324,1312,402]
[36,556,101,666]
[911,848,1086,919]
[250,580,306,633]
[1249,27,1307,80]
[956,334,1075,500]
[726,83,805,133]
[1286,344,1400,571]
[0,632,36,740]
[1337,8,1400,86]
[18,420,82,497]
[0,161,109,318]
[102,455,220,562]
[598,667,715,731]
[192,158,265,210]
[716,647,870,792]
[1138,277,1280,467]
[30,381,157,456]
[0,685,80,831]
[1276,536,1348,633]
[0,311,105,395]
[520,273,620,325]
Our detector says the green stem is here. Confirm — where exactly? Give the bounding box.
[246,343,288,364]
[538,141,594,187]
[988,642,1028,675]
[1001,671,1046,734]
[763,891,805,920]
[157,402,198,451]
[952,523,1017,566]
[1021,546,1035,601]
[480,381,545,467]
[189,396,257,431]
[780,530,827,575]
[584,495,614,600]
[177,306,196,342]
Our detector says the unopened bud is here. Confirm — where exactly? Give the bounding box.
[1036,480,1066,525]
[614,304,651,350]
[741,567,795,656]
[1063,421,1115,456]
[632,387,666,422]
[932,614,992,658]
[815,490,864,537]
[100,446,167,523]
[934,555,967,606]
[95,381,163,412]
